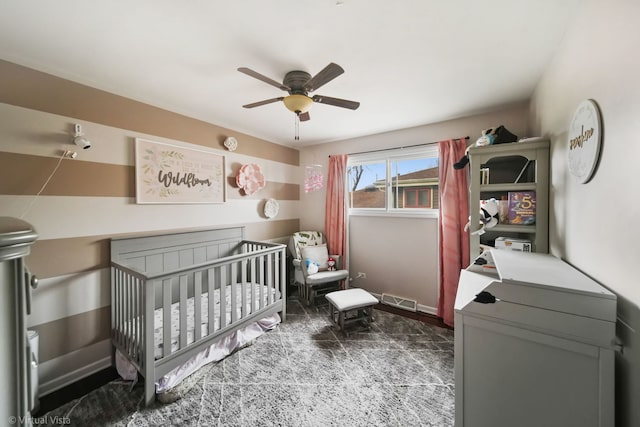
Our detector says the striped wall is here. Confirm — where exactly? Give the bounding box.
[0,60,301,396]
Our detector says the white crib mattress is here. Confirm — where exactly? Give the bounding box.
[154,282,278,359]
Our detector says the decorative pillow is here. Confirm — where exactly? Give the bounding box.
[300,244,329,271]
[293,231,323,259]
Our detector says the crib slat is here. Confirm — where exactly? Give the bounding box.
[220,266,227,329]
[274,251,287,298]
[137,277,143,363]
[259,255,265,309]
[112,269,119,346]
[118,272,124,349]
[194,271,202,342]
[110,268,116,343]
[267,252,274,305]
[133,275,138,355]
[179,274,188,350]
[208,268,216,334]
[125,274,130,356]
[118,269,123,347]
[231,262,238,324]
[249,256,262,313]
[241,258,248,317]
[127,274,133,356]
[130,275,135,350]
[121,272,127,350]
[143,279,155,390]
[124,275,133,354]
[257,255,262,311]
[279,247,286,320]
[163,278,172,358]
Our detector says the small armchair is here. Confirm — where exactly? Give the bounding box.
[288,231,349,306]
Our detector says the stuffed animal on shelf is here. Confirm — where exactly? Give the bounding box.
[327,257,336,271]
[464,198,500,236]
[454,125,518,170]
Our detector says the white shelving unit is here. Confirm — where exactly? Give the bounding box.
[467,138,550,263]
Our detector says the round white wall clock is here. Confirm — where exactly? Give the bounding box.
[567,99,602,183]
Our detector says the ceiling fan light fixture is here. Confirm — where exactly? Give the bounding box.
[283,94,313,114]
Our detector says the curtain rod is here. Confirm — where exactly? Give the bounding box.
[329,136,469,157]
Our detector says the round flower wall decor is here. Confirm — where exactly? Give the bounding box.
[236,163,266,195]
[223,136,238,151]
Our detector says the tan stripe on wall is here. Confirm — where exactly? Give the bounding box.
[27,218,300,278]
[0,151,135,196]
[31,306,110,363]
[0,151,299,199]
[244,219,301,242]
[0,60,299,166]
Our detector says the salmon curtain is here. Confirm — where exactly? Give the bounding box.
[325,154,348,269]
[438,138,470,327]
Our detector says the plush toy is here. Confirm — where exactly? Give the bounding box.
[464,198,500,235]
[479,198,500,229]
[454,126,518,170]
[327,257,336,271]
[305,259,319,274]
[475,131,496,147]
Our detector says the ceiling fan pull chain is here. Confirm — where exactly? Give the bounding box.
[294,113,300,141]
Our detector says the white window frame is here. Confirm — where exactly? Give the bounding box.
[347,145,440,219]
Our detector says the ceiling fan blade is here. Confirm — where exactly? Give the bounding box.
[242,97,284,108]
[303,63,344,92]
[312,95,360,110]
[299,111,311,122]
[238,67,290,91]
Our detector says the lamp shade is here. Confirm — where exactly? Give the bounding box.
[283,94,313,114]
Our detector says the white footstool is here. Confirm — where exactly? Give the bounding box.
[325,288,378,333]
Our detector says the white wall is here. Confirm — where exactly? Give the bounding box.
[529,1,640,425]
[299,103,529,312]
[349,216,439,312]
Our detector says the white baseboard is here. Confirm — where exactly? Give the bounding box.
[38,339,112,397]
[417,304,438,316]
[39,356,112,397]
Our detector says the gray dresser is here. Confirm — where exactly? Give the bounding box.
[455,250,616,427]
[0,217,38,426]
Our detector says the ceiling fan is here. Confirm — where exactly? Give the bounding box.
[238,63,360,139]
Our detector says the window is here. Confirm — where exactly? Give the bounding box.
[403,188,434,208]
[347,145,439,216]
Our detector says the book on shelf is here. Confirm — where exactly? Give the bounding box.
[507,191,536,225]
[480,168,490,185]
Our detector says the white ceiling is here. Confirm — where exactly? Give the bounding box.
[0,0,581,147]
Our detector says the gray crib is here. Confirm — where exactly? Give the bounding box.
[110,226,286,405]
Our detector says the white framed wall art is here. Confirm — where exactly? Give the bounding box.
[135,138,225,204]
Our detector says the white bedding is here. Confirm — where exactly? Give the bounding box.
[154,282,278,359]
